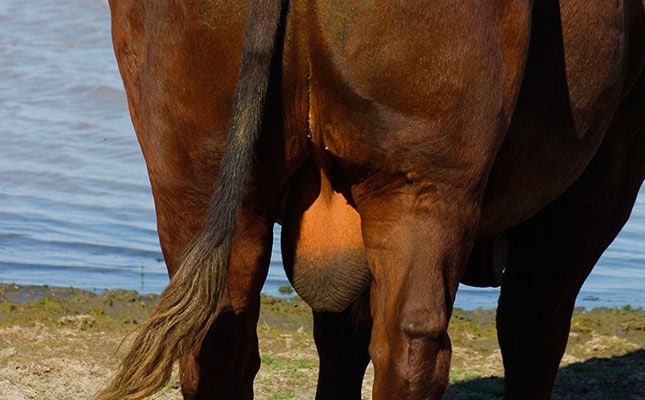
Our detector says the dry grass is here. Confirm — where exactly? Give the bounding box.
[0,284,642,399]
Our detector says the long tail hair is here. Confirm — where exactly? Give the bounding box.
[95,1,285,399]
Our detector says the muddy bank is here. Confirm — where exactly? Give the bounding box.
[0,283,642,399]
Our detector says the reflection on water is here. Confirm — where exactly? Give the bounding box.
[0,0,642,309]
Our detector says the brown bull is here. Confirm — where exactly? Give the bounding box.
[97,0,644,399]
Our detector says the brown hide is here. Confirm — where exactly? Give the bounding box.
[106,1,301,399]
[109,0,246,272]
[102,0,644,399]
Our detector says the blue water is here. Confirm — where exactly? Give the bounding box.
[0,0,642,310]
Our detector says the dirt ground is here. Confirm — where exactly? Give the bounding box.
[0,283,643,399]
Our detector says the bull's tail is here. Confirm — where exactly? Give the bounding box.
[94,1,285,399]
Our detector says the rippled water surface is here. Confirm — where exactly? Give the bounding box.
[0,1,643,309]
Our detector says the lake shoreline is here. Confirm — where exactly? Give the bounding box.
[0,282,643,399]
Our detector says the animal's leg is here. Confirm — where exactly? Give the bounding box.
[180,207,274,400]
[150,198,269,400]
[498,75,644,400]
[313,300,372,400]
[353,182,482,400]
[297,2,531,396]
[151,197,268,399]
[181,312,258,400]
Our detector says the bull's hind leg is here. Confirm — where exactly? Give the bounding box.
[178,205,275,400]
[313,304,371,400]
[498,76,644,400]
[300,2,530,397]
[352,180,484,400]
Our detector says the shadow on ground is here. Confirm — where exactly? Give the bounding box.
[445,349,644,400]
